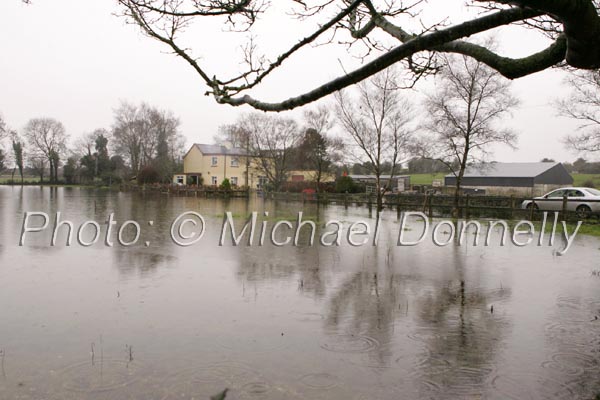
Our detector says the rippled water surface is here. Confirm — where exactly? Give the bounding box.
[0,186,599,399]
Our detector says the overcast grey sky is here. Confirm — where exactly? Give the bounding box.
[0,0,587,163]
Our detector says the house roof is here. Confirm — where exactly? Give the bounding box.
[192,143,248,156]
[446,162,562,178]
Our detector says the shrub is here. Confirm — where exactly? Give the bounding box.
[582,179,596,188]
[63,157,78,184]
[137,165,160,184]
[220,178,232,191]
[335,176,364,193]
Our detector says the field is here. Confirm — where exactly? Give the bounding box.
[0,173,40,184]
[572,173,600,188]
[0,175,40,184]
[408,173,447,185]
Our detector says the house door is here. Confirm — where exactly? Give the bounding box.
[187,175,199,186]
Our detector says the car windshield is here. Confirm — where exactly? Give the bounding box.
[584,188,600,196]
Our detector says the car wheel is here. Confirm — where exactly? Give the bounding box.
[576,205,592,219]
[526,203,538,211]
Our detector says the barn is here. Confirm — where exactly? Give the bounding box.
[444,162,573,195]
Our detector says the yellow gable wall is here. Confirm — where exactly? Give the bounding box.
[183,146,204,173]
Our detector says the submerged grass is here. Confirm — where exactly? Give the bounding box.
[551,222,600,237]
[421,217,600,238]
[526,218,600,237]
[517,220,600,237]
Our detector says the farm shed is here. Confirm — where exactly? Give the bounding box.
[444,162,573,196]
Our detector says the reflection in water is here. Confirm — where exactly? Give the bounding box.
[112,249,179,277]
[410,253,512,399]
[0,187,599,399]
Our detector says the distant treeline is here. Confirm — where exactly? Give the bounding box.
[0,101,185,185]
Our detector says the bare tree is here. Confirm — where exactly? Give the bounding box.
[112,101,183,175]
[73,129,107,160]
[12,133,24,184]
[558,71,600,152]
[304,107,334,140]
[152,108,182,182]
[422,53,518,215]
[300,106,344,191]
[0,114,6,140]
[0,115,8,174]
[24,118,68,183]
[335,68,414,212]
[238,113,301,191]
[29,156,46,183]
[117,0,600,112]
[74,129,112,181]
[213,124,251,149]
[112,102,145,174]
[167,127,187,164]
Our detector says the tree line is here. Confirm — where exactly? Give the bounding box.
[213,52,517,213]
[214,107,344,193]
[109,0,600,213]
[212,50,600,214]
[0,101,185,185]
[2,50,600,215]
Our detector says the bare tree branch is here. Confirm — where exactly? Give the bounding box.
[558,70,600,153]
[420,49,518,214]
[117,0,600,111]
[335,67,414,211]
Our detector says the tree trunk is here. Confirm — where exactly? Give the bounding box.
[316,170,322,193]
[49,159,55,183]
[453,177,461,218]
[454,143,469,217]
[376,176,383,213]
[453,168,466,218]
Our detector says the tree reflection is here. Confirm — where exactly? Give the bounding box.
[320,236,512,396]
[110,192,178,277]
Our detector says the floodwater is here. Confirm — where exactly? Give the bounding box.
[0,186,599,400]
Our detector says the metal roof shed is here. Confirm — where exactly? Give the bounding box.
[444,162,573,187]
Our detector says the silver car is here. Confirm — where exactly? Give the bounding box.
[521,187,600,218]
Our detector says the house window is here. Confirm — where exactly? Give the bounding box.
[231,157,239,167]
[211,156,218,166]
[176,176,184,185]
[231,177,238,186]
[258,176,268,189]
[211,176,218,185]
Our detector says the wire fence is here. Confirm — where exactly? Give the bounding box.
[265,192,600,223]
[122,184,600,223]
